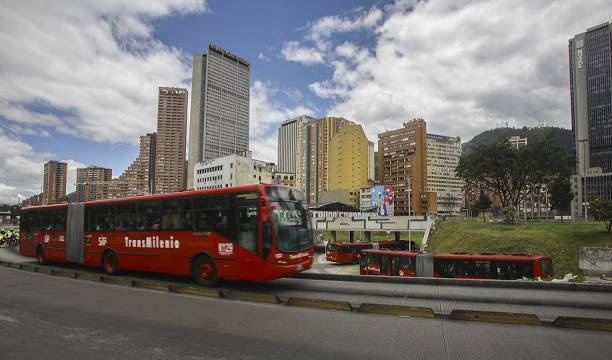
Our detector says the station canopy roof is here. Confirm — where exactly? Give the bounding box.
[308,202,360,212]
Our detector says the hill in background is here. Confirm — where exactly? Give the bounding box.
[462,126,574,157]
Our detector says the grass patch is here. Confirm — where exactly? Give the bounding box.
[427,220,612,278]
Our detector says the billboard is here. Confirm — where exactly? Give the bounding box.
[371,185,395,216]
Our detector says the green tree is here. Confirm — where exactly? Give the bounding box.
[456,136,574,223]
[475,191,492,222]
[589,198,612,234]
[550,177,573,221]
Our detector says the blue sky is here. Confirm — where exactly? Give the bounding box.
[1,0,611,203]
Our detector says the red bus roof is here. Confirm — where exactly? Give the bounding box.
[20,203,69,211]
[361,249,551,261]
[21,184,297,211]
[330,241,404,246]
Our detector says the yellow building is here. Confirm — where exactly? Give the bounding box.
[328,124,369,206]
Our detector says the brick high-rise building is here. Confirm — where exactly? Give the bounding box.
[76,166,112,202]
[378,119,431,215]
[154,87,188,194]
[187,44,250,188]
[109,133,156,198]
[42,160,67,205]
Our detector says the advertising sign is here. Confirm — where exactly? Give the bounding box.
[371,185,395,216]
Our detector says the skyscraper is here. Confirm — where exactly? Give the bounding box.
[569,22,612,218]
[109,133,156,198]
[154,87,188,194]
[426,134,463,216]
[378,119,432,215]
[278,115,316,173]
[327,124,369,207]
[76,166,112,202]
[187,44,250,188]
[42,160,67,205]
[294,116,354,203]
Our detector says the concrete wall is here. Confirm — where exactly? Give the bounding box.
[579,247,612,276]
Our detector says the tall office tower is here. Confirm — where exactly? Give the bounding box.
[327,124,369,207]
[378,119,431,215]
[187,44,250,188]
[569,22,612,218]
[154,87,188,194]
[76,166,112,202]
[109,133,156,198]
[293,116,354,203]
[278,115,316,173]
[42,160,67,205]
[367,141,375,182]
[316,117,354,196]
[426,134,463,216]
[295,119,319,203]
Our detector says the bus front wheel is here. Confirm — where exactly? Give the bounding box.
[102,251,120,276]
[192,255,218,287]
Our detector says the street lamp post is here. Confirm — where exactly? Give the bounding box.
[578,139,589,221]
[408,179,412,252]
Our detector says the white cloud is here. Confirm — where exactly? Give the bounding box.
[0,0,207,144]
[0,128,85,204]
[293,0,612,144]
[258,52,271,61]
[307,6,383,44]
[281,41,325,65]
[249,81,315,163]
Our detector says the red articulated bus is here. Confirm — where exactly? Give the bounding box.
[19,184,313,286]
[325,240,416,264]
[359,249,554,280]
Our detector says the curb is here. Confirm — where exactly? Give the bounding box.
[449,309,541,325]
[223,290,280,304]
[293,272,612,293]
[287,297,352,311]
[553,317,612,332]
[358,303,435,318]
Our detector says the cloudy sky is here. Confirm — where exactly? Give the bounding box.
[0,0,610,204]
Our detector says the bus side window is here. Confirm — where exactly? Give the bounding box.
[139,201,161,230]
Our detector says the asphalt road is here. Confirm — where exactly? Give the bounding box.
[3,246,612,321]
[1,267,611,360]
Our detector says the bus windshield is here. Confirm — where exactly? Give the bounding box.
[266,187,312,253]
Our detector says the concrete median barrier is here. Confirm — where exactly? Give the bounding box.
[100,276,136,287]
[553,317,612,332]
[449,309,541,325]
[287,297,352,311]
[136,281,172,292]
[358,303,435,318]
[175,286,221,298]
[223,290,280,304]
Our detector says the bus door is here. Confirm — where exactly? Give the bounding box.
[19,212,36,257]
[381,254,391,275]
[235,193,260,272]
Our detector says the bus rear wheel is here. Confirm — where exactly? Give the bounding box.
[192,256,218,287]
[102,251,120,276]
[36,246,46,265]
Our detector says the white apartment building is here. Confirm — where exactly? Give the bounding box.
[194,151,273,190]
[426,134,464,216]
